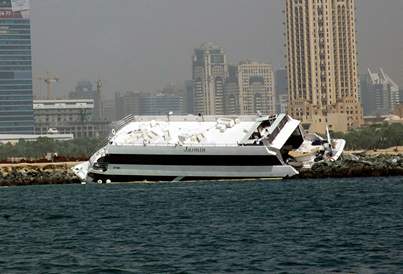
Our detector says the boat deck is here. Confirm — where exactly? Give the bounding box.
[112,120,257,147]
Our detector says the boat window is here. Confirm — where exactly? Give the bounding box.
[105,154,282,166]
[283,128,304,149]
[248,130,261,140]
[266,115,289,143]
[259,120,271,129]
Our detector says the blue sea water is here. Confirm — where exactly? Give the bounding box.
[1,177,403,273]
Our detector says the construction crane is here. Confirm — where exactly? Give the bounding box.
[37,72,59,99]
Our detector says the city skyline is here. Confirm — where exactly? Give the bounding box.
[30,0,403,98]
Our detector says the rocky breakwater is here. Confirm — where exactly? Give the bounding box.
[0,163,81,187]
[297,153,403,179]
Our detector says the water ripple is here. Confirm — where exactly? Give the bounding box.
[0,177,403,273]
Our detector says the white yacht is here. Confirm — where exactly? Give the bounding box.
[72,114,345,183]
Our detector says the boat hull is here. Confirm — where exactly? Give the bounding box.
[71,114,346,183]
[87,164,298,183]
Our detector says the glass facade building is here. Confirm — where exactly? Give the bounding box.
[141,94,185,116]
[0,0,34,134]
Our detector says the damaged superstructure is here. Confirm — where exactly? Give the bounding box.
[73,114,345,183]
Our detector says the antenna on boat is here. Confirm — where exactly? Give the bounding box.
[326,125,333,155]
[326,126,331,144]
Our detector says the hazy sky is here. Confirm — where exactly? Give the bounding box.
[31,0,403,99]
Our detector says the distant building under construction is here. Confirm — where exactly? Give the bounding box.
[33,99,110,138]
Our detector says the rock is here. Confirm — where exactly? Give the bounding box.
[0,163,81,187]
[295,154,403,179]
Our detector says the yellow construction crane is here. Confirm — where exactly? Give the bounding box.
[37,72,59,99]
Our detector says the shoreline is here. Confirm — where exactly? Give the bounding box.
[0,162,81,187]
[1,152,403,186]
[295,154,403,179]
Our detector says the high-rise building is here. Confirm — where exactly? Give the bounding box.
[140,84,185,116]
[102,99,115,122]
[223,65,240,115]
[275,69,288,97]
[141,93,185,116]
[238,61,275,115]
[114,89,185,119]
[0,0,34,134]
[275,69,288,113]
[285,0,363,133]
[361,68,400,115]
[114,91,143,120]
[400,47,403,92]
[184,80,194,114]
[192,42,227,115]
